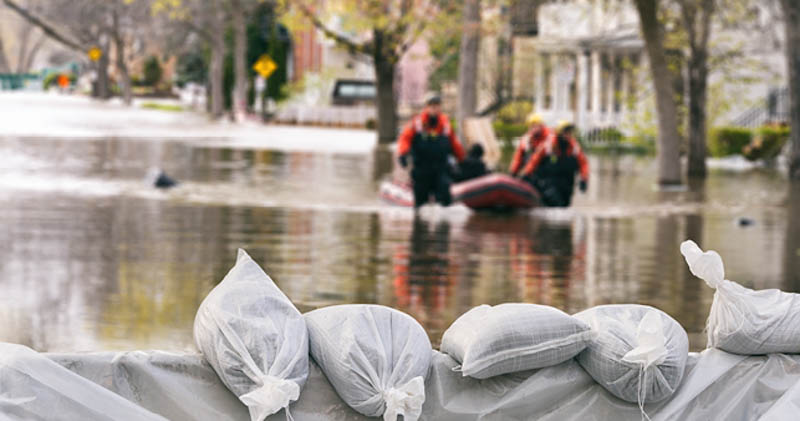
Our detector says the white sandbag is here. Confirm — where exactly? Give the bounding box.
[574,304,688,405]
[194,249,308,421]
[440,303,594,379]
[304,304,431,421]
[681,240,800,354]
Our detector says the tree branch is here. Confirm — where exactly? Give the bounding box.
[2,0,83,52]
[295,1,371,55]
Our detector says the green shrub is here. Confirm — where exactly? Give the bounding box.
[493,121,528,141]
[743,126,790,161]
[580,127,624,144]
[365,118,376,130]
[143,56,163,87]
[494,100,533,125]
[708,127,753,157]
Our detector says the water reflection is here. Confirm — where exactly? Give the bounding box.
[0,137,796,353]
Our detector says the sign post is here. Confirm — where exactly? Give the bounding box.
[252,55,277,119]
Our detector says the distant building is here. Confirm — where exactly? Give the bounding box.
[510,0,787,132]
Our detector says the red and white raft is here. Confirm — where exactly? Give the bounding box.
[379,173,540,210]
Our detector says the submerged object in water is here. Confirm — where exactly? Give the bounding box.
[147,167,178,189]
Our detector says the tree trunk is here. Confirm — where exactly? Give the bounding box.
[94,39,111,99]
[208,5,225,119]
[687,52,708,177]
[112,12,132,106]
[231,0,248,122]
[0,36,10,72]
[374,30,398,144]
[210,38,225,118]
[457,0,481,140]
[634,0,683,186]
[782,0,800,180]
[114,35,132,105]
[681,0,713,178]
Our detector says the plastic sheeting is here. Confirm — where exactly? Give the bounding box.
[0,343,791,420]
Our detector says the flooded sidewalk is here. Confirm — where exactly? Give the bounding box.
[0,92,377,154]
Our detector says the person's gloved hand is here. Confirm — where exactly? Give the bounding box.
[579,179,588,193]
[398,154,409,168]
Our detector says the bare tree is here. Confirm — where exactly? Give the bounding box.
[457,0,481,139]
[781,0,800,180]
[634,0,683,186]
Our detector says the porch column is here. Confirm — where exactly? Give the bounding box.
[576,51,588,130]
[590,50,601,125]
[535,52,545,112]
[605,51,615,121]
[620,53,630,123]
[550,53,560,112]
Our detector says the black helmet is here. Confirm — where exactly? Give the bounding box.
[425,93,442,105]
[468,143,484,158]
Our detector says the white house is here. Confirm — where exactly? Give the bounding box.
[517,0,787,133]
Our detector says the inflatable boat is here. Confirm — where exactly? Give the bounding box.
[379,173,540,210]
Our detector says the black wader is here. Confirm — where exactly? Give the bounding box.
[410,131,453,208]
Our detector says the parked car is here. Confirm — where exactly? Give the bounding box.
[332,79,376,106]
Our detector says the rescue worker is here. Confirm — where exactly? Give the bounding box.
[454,143,490,182]
[518,121,589,207]
[509,113,552,177]
[397,94,465,208]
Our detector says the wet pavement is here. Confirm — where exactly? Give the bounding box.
[0,111,798,353]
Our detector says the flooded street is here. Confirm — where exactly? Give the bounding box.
[0,135,797,352]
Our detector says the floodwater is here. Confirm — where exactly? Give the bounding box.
[0,135,798,352]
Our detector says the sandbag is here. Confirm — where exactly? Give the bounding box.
[194,249,308,421]
[440,303,593,379]
[681,240,800,354]
[574,304,688,405]
[304,304,431,421]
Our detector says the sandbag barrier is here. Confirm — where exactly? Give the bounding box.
[4,241,800,420]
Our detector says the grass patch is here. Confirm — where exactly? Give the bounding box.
[140,102,184,112]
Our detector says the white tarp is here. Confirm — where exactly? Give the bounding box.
[0,343,793,420]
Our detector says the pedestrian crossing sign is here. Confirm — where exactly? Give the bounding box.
[88,47,102,62]
[253,55,277,78]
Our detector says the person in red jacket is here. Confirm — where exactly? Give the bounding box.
[519,121,589,207]
[397,94,465,208]
[509,113,553,176]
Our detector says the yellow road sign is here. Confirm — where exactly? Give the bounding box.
[253,55,277,78]
[88,46,102,62]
